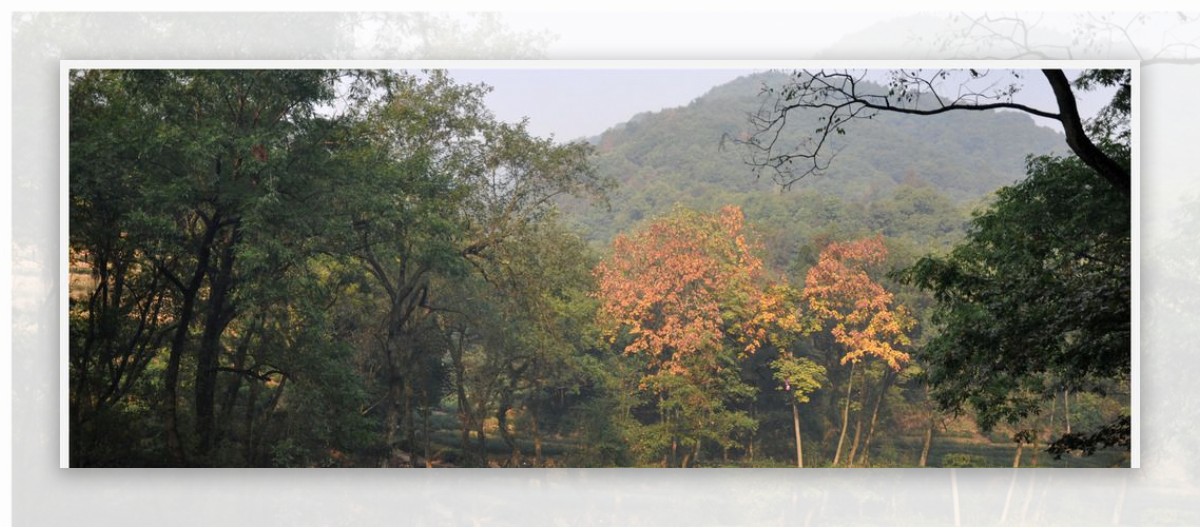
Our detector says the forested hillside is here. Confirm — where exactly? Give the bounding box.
[564,71,1066,245]
[68,68,1130,468]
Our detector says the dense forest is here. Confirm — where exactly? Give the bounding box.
[68,68,1131,468]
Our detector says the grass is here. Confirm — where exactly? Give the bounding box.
[407,405,1129,468]
[860,434,1128,468]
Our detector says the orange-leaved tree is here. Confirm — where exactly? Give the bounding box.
[594,205,801,466]
[804,235,913,467]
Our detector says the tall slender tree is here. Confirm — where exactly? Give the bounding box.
[803,236,913,466]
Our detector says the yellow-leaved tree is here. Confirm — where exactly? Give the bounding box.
[594,205,801,466]
[804,236,913,467]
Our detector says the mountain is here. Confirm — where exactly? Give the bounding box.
[560,71,1067,256]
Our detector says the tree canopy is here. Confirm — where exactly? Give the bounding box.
[898,153,1130,433]
[68,69,609,467]
[69,67,1131,468]
[879,69,1132,455]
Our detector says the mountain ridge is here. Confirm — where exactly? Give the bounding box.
[561,71,1068,254]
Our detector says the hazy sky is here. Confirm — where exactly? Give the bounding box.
[448,69,756,141]
[445,68,1117,143]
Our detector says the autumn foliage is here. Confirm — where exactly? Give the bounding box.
[803,236,912,370]
[594,206,799,376]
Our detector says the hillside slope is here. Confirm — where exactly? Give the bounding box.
[562,71,1067,252]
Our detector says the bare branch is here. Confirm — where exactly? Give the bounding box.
[735,68,1130,195]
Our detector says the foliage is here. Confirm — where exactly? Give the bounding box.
[1047,415,1131,459]
[771,354,825,404]
[68,67,1131,467]
[804,236,914,370]
[899,154,1130,431]
[594,206,797,465]
[563,71,1064,245]
[941,453,988,468]
[1074,69,1131,151]
[596,206,782,369]
[68,68,610,467]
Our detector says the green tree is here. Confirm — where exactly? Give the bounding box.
[770,353,825,468]
[484,220,605,466]
[426,217,604,467]
[68,68,608,467]
[333,71,604,466]
[69,69,380,465]
[899,154,1131,449]
[327,71,489,466]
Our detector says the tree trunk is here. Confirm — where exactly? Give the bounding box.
[680,441,693,469]
[847,372,869,467]
[475,422,488,465]
[1042,69,1130,196]
[672,437,679,468]
[161,185,223,466]
[244,376,258,465]
[918,413,934,468]
[404,374,416,465]
[792,401,804,468]
[1013,441,1024,468]
[456,395,472,464]
[382,346,402,468]
[848,410,863,468]
[748,403,756,462]
[163,294,193,465]
[450,333,473,465]
[254,376,288,465]
[859,369,896,467]
[216,317,257,448]
[369,271,427,466]
[530,397,543,467]
[832,362,856,467]
[496,390,520,467]
[422,405,432,468]
[473,382,490,465]
[195,231,238,458]
[1064,388,1072,435]
[1031,434,1040,467]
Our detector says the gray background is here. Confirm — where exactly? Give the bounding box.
[12,11,1200,526]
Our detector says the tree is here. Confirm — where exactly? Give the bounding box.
[328,71,488,466]
[898,154,1130,449]
[741,65,1133,462]
[326,71,605,466]
[485,221,605,467]
[594,206,793,466]
[738,68,1131,195]
[68,68,610,467]
[770,353,825,468]
[433,218,604,467]
[803,236,913,466]
[596,206,772,375]
[68,71,175,464]
[69,69,382,465]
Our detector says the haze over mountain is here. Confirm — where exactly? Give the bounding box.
[562,71,1067,252]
